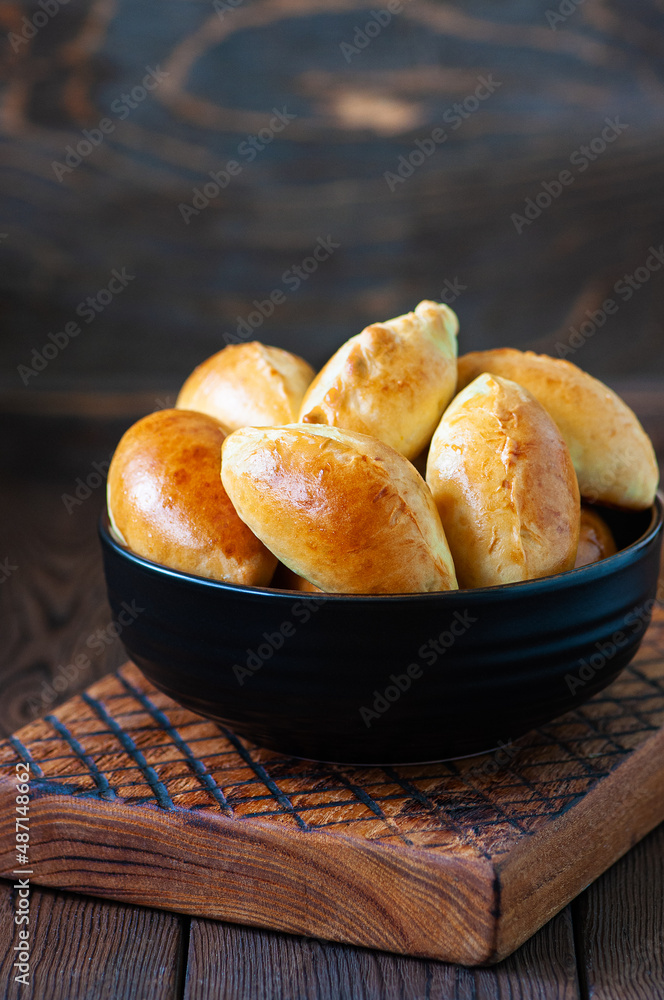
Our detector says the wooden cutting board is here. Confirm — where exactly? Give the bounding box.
[1,606,664,966]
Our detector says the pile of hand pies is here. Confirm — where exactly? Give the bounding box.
[107,301,660,594]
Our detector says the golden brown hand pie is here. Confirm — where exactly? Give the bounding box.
[298,300,458,460]
[107,408,277,585]
[575,507,618,568]
[176,342,315,431]
[221,424,458,594]
[426,374,580,589]
[457,349,659,510]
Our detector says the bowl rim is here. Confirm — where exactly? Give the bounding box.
[99,494,663,604]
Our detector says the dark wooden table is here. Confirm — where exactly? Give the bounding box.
[3,0,664,393]
[1,387,663,1000]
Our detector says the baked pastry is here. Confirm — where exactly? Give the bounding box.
[221,424,458,594]
[176,342,315,431]
[107,408,277,585]
[298,300,458,460]
[575,507,617,568]
[426,374,580,588]
[457,349,659,510]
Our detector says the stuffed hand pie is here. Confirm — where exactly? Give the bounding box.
[107,408,277,586]
[221,424,458,594]
[426,374,580,589]
[177,342,315,432]
[575,507,617,568]
[457,349,659,510]
[299,300,458,460]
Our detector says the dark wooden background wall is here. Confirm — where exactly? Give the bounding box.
[1,0,664,395]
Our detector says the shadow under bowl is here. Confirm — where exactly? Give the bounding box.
[99,499,663,765]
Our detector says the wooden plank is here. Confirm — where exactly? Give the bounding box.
[2,3,664,393]
[494,719,664,962]
[0,409,148,738]
[183,907,580,1000]
[0,391,176,418]
[0,779,498,965]
[573,823,664,1000]
[0,879,185,1000]
[0,471,125,738]
[475,909,580,1000]
[0,613,663,965]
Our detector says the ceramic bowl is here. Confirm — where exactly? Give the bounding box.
[99,498,663,764]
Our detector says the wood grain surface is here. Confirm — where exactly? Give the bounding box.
[572,823,664,1000]
[0,880,185,1000]
[1,612,663,965]
[2,1,664,392]
[183,908,580,1000]
[0,879,580,1000]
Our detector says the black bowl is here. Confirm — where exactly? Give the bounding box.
[99,499,663,764]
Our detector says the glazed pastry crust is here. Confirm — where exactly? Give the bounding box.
[426,374,580,589]
[457,348,659,510]
[107,408,277,585]
[221,424,458,594]
[177,342,315,431]
[299,300,458,460]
